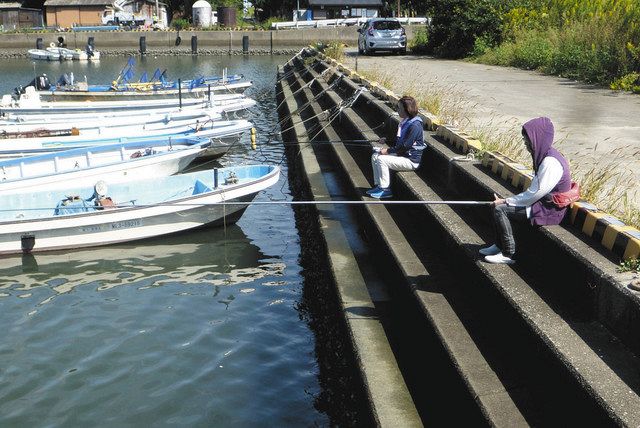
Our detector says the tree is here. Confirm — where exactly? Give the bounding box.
[251,0,297,21]
[426,0,503,58]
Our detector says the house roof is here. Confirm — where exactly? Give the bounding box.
[44,0,113,6]
[308,0,382,6]
[123,0,167,7]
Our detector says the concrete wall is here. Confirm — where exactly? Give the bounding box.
[0,26,419,50]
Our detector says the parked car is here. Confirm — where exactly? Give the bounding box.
[357,18,407,55]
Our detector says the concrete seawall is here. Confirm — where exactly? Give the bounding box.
[0,26,418,51]
[277,48,640,425]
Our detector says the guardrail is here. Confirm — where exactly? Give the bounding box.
[271,17,429,30]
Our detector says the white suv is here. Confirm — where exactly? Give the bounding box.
[357,18,407,55]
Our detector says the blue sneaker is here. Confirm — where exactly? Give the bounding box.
[369,188,393,199]
[365,186,381,195]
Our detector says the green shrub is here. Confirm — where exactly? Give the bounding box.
[610,72,640,91]
[471,0,640,87]
[618,258,640,273]
[475,41,516,66]
[172,18,189,30]
[511,30,553,70]
[471,35,493,57]
[260,17,284,30]
[409,27,429,54]
[427,0,504,58]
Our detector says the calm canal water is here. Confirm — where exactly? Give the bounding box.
[0,55,329,426]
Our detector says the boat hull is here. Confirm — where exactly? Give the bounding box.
[0,141,207,194]
[0,165,280,254]
[0,119,253,158]
[40,81,251,101]
[0,98,255,124]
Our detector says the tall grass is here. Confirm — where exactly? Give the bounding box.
[356,68,394,89]
[316,41,346,62]
[475,0,640,87]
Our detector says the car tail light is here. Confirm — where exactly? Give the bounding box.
[368,26,374,36]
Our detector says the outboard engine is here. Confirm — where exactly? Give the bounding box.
[37,74,50,90]
[26,74,50,90]
[56,73,74,87]
[13,85,25,97]
[86,43,94,58]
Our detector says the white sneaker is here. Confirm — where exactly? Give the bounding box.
[479,244,500,256]
[484,253,516,265]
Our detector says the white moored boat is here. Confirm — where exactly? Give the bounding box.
[45,46,101,61]
[0,108,223,135]
[45,46,73,60]
[27,49,60,61]
[0,119,253,159]
[39,71,250,101]
[0,89,253,116]
[0,113,222,139]
[0,165,280,254]
[0,137,210,195]
[42,80,251,100]
[0,97,256,124]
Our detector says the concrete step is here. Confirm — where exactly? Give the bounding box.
[285,55,640,426]
[276,66,422,428]
[283,62,533,426]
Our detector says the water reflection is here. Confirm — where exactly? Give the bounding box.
[0,225,285,307]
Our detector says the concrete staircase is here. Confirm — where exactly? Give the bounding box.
[276,51,640,427]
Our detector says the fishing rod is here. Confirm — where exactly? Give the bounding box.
[1,200,493,213]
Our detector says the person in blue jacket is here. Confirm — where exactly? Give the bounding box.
[367,95,426,199]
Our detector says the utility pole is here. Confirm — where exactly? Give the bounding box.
[397,0,400,17]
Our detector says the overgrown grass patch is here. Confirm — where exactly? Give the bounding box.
[470,1,640,89]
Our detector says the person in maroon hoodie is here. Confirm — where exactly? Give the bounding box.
[480,117,572,264]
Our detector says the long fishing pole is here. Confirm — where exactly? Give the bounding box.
[0,200,493,212]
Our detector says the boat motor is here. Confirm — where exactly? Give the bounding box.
[12,85,24,98]
[21,74,50,91]
[56,72,74,87]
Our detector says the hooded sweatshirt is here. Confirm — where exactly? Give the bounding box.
[387,115,426,164]
[505,117,572,226]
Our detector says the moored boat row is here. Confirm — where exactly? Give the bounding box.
[0,62,279,255]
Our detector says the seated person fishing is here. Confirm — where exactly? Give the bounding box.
[480,117,576,265]
[367,95,426,199]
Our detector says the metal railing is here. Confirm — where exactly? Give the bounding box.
[271,17,429,30]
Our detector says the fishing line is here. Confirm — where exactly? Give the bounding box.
[1,200,493,213]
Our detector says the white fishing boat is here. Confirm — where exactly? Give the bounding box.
[0,97,256,124]
[0,113,222,138]
[0,165,280,254]
[1,88,253,116]
[27,49,60,61]
[0,108,223,135]
[38,69,249,101]
[42,80,251,101]
[45,46,100,61]
[45,46,73,60]
[1,92,208,115]
[0,119,253,159]
[0,137,210,195]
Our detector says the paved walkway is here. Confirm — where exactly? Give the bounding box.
[342,50,640,209]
